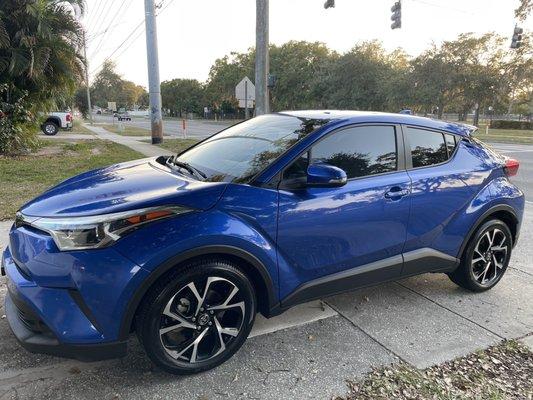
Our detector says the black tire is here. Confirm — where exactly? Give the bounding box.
[448,219,512,292]
[136,258,256,375]
[42,121,59,136]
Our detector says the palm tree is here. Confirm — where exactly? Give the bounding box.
[0,0,85,110]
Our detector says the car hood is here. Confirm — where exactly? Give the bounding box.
[20,157,228,217]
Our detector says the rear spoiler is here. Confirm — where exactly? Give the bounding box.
[451,122,478,137]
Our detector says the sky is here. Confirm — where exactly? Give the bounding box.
[82,0,530,88]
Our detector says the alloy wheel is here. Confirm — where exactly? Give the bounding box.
[471,227,509,286]
[159,276,245,364]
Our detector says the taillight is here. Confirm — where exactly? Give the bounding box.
[504,157,519,177]
[66,113,72,122]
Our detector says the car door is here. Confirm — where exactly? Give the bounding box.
[276,124,412,304]
[402,126,472,275]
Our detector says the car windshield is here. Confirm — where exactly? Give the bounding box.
[175,114,329,183]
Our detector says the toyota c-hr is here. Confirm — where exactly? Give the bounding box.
[2,111,524,374]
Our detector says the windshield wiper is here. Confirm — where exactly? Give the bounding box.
[166,157,207,180]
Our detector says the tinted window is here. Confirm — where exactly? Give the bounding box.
[177,114,328,182]
[445,134,457,156]
[283,152,309,180]
[310,126,397,179]
[407,128,448,168]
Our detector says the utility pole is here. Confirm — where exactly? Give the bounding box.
[82,31,93,125]
[255,0,269,115]
[144,0,163,144]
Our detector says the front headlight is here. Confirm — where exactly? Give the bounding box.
[24,206,193,251]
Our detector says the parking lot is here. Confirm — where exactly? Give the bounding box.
[0,143,532,399]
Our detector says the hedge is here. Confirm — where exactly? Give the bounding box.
[490,120,533,130]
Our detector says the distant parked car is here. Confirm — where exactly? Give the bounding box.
[115,112,131,121]
[41,112,73,135]
[399,109,413,115]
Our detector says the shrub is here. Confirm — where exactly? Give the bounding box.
[490,120,533,130]
[0,87,39,155]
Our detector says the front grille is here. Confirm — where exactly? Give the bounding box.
[16,309,50,334]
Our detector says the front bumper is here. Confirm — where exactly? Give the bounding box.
[4,292,127,362]
[2,248,127,361]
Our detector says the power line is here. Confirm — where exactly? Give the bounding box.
[85,0,105,32]
[90,0,132,59]
[90,19,145,75]
[89,0,177,76]
[86,20,130,44]
[90,0,123,40]
[113,25,145,60]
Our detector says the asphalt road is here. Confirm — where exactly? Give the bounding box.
[489,142,533,202]
[92,114,234,139]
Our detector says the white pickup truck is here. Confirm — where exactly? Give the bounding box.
[41,112,73,135]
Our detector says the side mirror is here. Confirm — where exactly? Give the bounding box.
[307,164,347,188]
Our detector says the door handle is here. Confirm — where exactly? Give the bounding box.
[384,187,410,200]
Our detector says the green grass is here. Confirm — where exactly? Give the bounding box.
[0,140,142,220]
[473,123,533,145]
[70,120,95,134]
[102,123,151,136]
[145,138,200,153]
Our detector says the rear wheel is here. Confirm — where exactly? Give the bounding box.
[449,219,512,292]
[136,259,256,374]
[42,121,59,136]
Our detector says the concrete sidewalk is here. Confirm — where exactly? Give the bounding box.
[83,124,174,157]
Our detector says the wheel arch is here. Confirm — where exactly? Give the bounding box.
[459,204,519,259]
[118,245,278,340]
[44,116,61,126]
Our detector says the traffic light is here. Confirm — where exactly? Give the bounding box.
[511,26,523,49]
[324,0,335,9]
[391,1,401,30]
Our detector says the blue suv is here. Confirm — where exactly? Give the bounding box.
[2,111,524,374]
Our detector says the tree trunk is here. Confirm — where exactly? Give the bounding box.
[473,106,480,127]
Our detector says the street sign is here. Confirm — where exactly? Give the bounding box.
[107,102,117,112]
[235,77,255,109]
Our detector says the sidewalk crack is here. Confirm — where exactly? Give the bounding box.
[323,299,410,366]
[509,266,533,277]
[395,282,504,340]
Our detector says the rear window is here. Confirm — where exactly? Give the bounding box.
[407,127,449,168]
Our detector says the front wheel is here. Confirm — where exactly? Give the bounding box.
[136,259,256,374]
[448,219,512,292]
